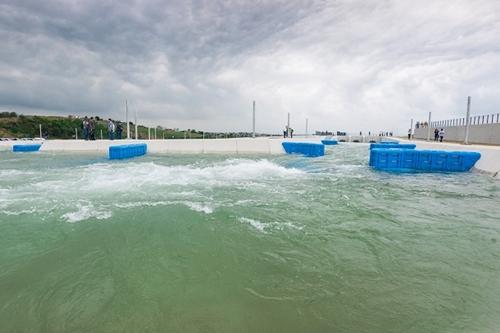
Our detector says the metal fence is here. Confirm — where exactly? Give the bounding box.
[431,113,500,128]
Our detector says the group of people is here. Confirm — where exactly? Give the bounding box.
[415,121,428,129]
[82,117,96,140]
[434,128,445,142]
[82,116,123,141]
[283,126,294,138]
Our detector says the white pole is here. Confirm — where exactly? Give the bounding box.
[410,118,413,139]
[75,128,78,140]
[252,100,256,138]
[305,118,308,137]
[426,112,432,141]
[154,127,157,140]
[126,100,130,139]
[39,124,42,139]
[148,127,151,140]
[100,129,103,140]
[135,109,138,140]
[464,96,471,145]
[287,112,290,137]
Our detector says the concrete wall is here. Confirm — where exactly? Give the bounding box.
[414,123,500,145]
[0,137,326,155]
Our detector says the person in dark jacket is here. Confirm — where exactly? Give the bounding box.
[116,123,123,139]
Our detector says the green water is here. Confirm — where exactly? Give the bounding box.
[1,144,500,332]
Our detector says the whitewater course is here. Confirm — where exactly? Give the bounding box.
[1,137,500,332]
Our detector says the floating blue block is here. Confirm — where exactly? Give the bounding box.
[109,143,147,160]
[13,144,42,152]
[370,148,480,172]
[370,143,416,150]
[321,139,338,145]
[282,142,324,157]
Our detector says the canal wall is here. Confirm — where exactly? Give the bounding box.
[414,123,500,145]
[0,138,324,155]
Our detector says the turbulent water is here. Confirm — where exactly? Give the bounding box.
[1,144,500,332]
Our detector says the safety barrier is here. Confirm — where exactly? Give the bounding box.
[13,144,42,152]
[370,143,416,150]
[282,142,324,157]
[321,139,338,145]
[109,143,147,160]
[369,148,481,172]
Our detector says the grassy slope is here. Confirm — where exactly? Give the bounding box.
[0,115,204,140]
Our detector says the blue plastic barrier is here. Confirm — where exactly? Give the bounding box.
[13,144,42,152]
[370,143,416,150]
[321,139,338,145]
[370,148,480,172]
[109,143,147,160]
[282,142,324,157]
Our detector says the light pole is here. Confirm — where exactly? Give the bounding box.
[464,96,471,145]
[287,112,290,138]
[252,101,256,138]
[126,100,130,139]
[426,112,432,141]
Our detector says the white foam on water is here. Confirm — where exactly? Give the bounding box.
[114,200,214,214]
[62,204,112,223]
[239,217,304,233]
[239,217,267,233]
[2,158,304,218]
[182,202,214,214]
[1,209,37,216]
[68,159,304,192]
[0,169,37,177]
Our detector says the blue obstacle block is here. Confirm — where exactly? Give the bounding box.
[369,148,480,172]
[321,139,338,145]
[370,143,416,150]
[13,144,42,152]
[109,143,147,160]
[282,142,324,157]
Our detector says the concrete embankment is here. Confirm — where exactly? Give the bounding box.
[2,137,499,179]
[0,137,323,155]
[401,139,500,178]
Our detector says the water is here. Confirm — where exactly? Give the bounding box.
[1,144,500,332]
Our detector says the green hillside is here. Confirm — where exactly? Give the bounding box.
[0,112,210,140]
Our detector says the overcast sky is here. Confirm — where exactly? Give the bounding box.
[1,0,499,134]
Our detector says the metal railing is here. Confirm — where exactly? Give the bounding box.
[431,113,500,128]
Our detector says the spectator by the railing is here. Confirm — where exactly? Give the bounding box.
[439,128,445,142]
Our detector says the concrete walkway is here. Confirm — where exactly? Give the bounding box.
[0,137,323,155]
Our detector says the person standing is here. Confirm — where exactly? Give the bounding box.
[290,128,294,138]
[434,128,439,141]
[82,116,89,140]
[439,128,445,142]
[89,117,96,140]
[408,128,412,140]
[108,119,115,140]
[116,123,123,140]
[283,126,288,138]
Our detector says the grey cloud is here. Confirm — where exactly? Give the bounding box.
[0,0,499,133]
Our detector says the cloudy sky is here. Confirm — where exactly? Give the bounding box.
[1,0,499,134]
